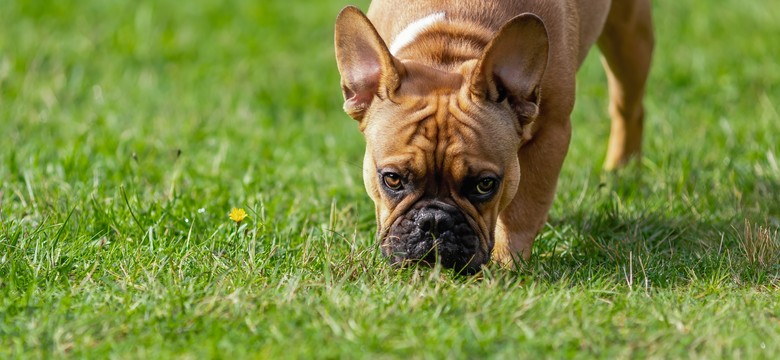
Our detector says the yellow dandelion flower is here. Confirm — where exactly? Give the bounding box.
[229,208,248,223]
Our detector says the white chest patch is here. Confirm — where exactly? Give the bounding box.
[389,12,446,56]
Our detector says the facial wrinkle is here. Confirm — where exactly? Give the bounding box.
[433,95,453,198]
[385,98,435,174]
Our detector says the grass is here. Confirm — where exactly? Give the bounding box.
[1,0,779,358]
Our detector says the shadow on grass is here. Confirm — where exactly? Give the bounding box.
[516,170,780,288]
[522,209,780,289]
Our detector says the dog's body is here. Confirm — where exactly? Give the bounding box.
[335,0,653,271]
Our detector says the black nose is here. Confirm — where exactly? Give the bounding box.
[383,200,484,273]
[415,206,455,237]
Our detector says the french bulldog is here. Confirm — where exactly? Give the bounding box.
[334,0,653,272]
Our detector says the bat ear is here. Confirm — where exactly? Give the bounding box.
[334,6,402,121]
[470,13,548,122]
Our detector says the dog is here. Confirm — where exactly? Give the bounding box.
[334,0,653,272]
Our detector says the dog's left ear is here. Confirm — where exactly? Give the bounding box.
[334,6,402,122]
[470,13,548,123]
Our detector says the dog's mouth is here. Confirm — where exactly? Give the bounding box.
[380,201,487,274]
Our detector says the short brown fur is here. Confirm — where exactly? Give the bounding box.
[335,0,653,268]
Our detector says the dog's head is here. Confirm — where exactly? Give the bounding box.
[334,6,548,272]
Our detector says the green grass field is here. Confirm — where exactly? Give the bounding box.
[1,0,779,358]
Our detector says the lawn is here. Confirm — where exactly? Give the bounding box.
[1,0,779,358]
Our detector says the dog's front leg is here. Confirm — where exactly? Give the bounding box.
[493,118,572,266]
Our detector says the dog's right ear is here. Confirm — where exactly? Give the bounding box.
[334,6,401,121]
[470,14,548,128]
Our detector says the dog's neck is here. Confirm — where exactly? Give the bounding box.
[389,12,447,55]
[389,13,493,72]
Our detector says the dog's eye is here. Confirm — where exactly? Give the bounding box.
[382,173,403,191]
[475,177,497,195]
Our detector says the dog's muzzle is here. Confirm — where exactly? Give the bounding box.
[382,200,485,273]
